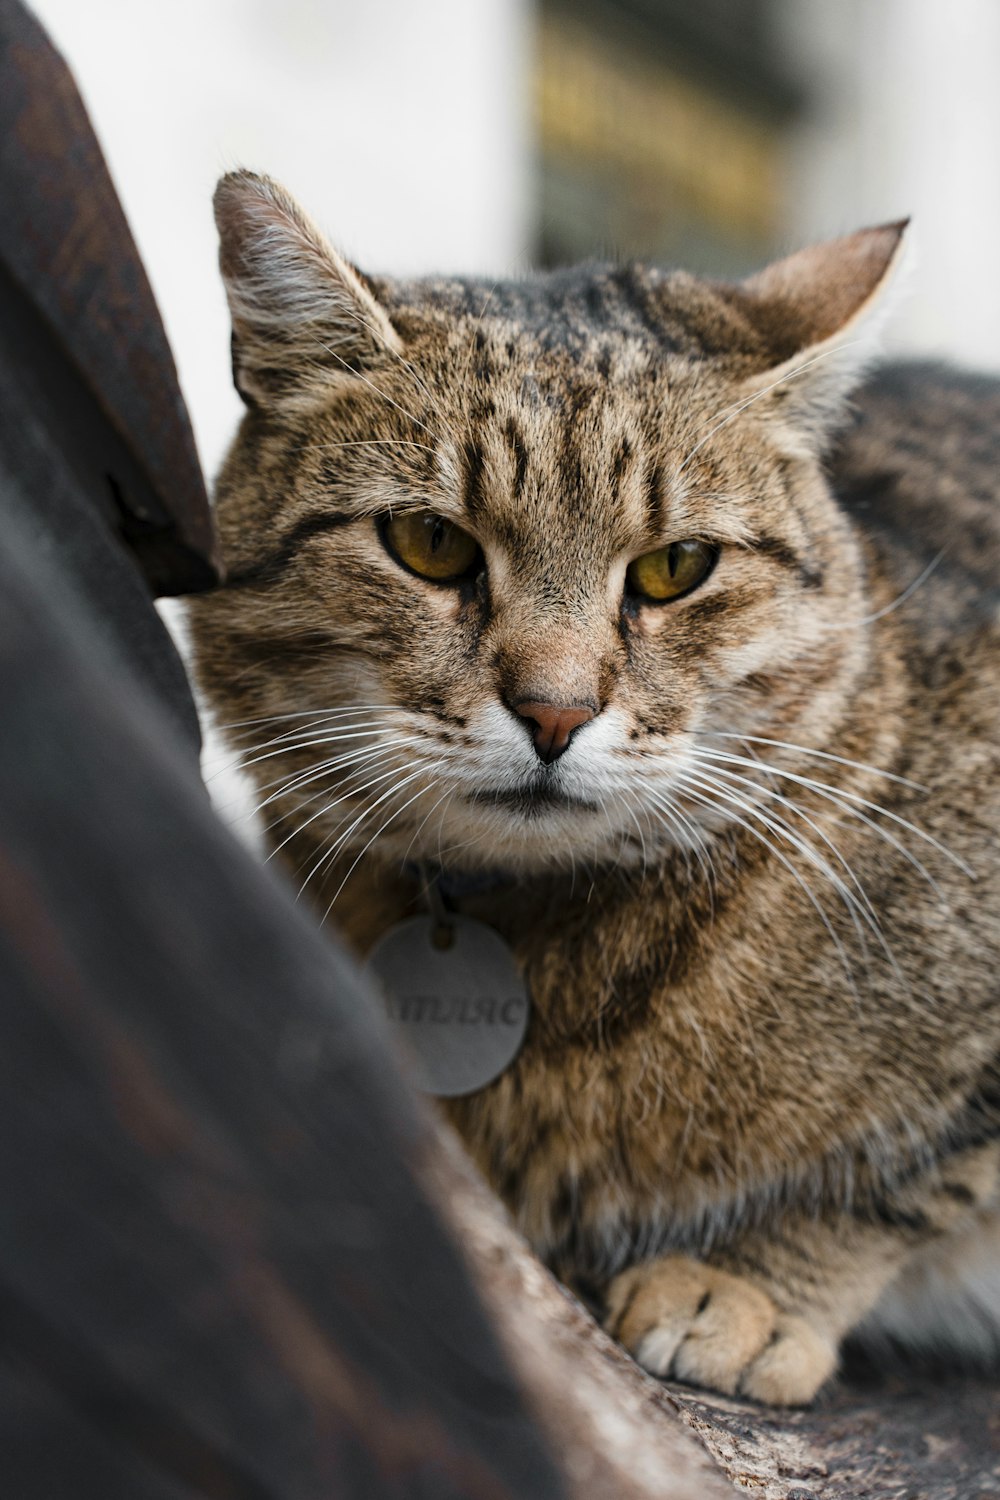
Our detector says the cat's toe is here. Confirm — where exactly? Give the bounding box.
[605,1257,835,1404]
[739,1314,837,1406]
[605,1255,777,1397]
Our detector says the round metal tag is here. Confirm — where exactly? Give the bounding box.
[365,915,530,1098]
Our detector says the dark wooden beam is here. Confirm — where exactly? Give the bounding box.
[0,0,219,595]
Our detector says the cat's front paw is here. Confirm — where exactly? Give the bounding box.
[605,1255,836,1406]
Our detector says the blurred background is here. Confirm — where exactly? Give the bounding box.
[29,0,1000,481]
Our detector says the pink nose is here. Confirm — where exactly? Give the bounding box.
[514,700,595,764]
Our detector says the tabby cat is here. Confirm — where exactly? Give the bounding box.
[189,171,1000,1405]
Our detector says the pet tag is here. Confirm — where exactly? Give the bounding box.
[365,915,530,1098]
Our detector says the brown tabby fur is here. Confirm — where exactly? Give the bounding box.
[189,172,1000,1404]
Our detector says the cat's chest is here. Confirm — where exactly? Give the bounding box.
[434,888,910,1263]
[328,863,969,1270]
[429,888,783,1254]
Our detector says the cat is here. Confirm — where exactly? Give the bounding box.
[188,170,1000,1405]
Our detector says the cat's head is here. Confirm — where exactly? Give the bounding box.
[190,171,906,880]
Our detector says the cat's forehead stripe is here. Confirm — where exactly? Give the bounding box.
[505,417,529,500]
[382,265,710,360]
[644,461,666,538]
[462,438,488,520]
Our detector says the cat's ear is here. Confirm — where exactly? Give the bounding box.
[731,221,910,446]
[213,170,401,409]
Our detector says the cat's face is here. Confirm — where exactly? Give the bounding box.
[190,174,904,878]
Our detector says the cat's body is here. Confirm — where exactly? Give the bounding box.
[190,173,1000,1403]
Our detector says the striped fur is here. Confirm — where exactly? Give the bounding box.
[189,174,1000,1404]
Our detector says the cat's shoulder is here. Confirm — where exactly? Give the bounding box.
[829,360,1000,632]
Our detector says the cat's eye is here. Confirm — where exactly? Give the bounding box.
[626,540,718,603]
[380,510,481,583]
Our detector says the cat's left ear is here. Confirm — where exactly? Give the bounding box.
[730,221,910,447]
[213,170,402,410]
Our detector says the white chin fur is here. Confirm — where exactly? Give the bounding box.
[404,701,704,872]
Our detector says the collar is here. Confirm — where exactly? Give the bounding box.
[402,861,517,904]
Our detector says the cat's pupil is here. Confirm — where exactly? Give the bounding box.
[667,542,679,578]
[430,519,446,554]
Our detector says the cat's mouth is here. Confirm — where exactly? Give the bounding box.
[467,782,601,817]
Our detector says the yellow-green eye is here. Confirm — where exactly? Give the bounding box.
[380,510,481,582]
[626,540,718,603]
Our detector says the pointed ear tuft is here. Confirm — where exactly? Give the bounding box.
[732,220,910,447]
[213,170,401,409]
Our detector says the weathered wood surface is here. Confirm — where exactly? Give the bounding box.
[670,1375,1000,1499]
[433,1127,1000,1500]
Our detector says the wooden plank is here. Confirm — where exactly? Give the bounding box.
[0,0,218,594]
[0,474,569,1498]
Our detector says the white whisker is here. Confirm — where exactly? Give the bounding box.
[681,758,908,979]
[257,739,429,840]
[824,549,947,631]
[325,775,445,915]
[678,342,862,474]
[231,724,422,781]
[400,784,459,870]
[673,767,864,993]
[299,761,441,899]
[702,731,925,791]
[313,333,436,437]
[294,437,438,457]
[693,743,971,882]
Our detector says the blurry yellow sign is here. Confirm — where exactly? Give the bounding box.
[536,14,780,243]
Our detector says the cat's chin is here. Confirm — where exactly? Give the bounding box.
[366,794,655,879]
[465,783,602,817]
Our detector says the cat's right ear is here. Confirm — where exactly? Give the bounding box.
[725,220,910,448]
[213,170,401,409]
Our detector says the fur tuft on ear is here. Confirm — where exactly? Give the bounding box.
[213,170,401,409]
[728,221,910,448]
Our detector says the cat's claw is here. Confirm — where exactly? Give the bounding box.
[604,1255,836,1406]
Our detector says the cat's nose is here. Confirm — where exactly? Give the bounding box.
[514,700,595,764]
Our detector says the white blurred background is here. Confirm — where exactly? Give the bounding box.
[29,0,1000,483]
[29,0,532,478]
